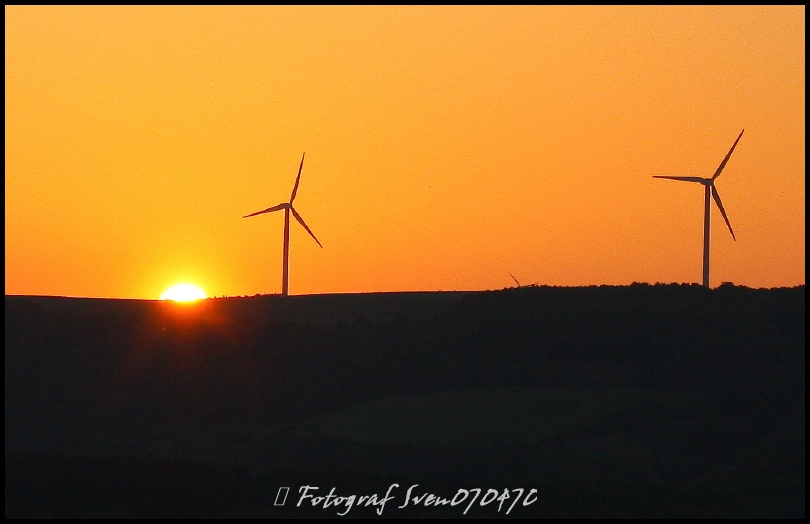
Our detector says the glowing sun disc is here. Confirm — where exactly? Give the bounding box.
[160,283,207,302]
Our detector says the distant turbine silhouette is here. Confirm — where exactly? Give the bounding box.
[243,153,323,296]
[653,129,743,288]
[508,272,538,288]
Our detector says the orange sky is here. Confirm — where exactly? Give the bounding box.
[5,5,805,298]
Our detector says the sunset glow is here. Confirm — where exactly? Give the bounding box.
[160,284,207,302]
[5,6,805,298]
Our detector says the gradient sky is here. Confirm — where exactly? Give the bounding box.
[6,5,805,299]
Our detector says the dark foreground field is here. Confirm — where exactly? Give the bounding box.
[5,284,805,518]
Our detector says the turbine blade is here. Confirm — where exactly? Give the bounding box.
[711,185,736,241]
[652,176,707,183]
[290,152,305,203]
[290,206,323,248]
[242,202,287,218]
[711,129,744,180]
[508,272,520,287]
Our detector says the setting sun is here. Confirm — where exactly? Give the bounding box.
[160,283,207,302]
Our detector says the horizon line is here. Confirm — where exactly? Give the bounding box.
[5,282,805,301]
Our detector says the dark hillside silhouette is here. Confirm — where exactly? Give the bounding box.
[5,284,805,518]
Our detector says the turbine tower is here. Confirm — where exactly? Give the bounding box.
[243,153,323,296]
[654,129,744,288]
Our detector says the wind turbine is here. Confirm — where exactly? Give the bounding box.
[243,153,323,296]
[653,129,743,288]
[508,272,538,288]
